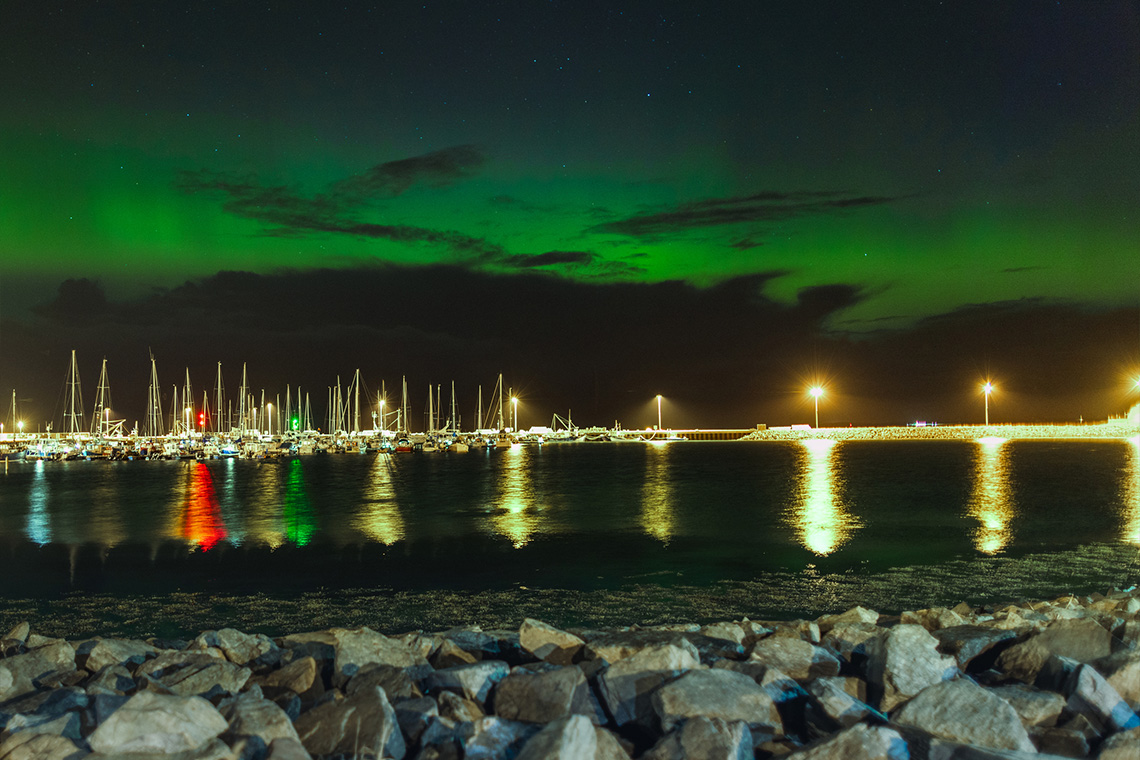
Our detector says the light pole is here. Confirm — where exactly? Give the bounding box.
[810,386,824,428]
[656,394,662,430]
[267,403,273,436]
[378,399,386,432]
[511,396,518,432]
[983,382,993,425]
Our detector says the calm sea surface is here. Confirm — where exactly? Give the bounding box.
[0,439,1138,638]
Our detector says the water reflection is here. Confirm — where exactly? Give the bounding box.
[641,442,675,544]
[491,446,537,548]
[791,439,858,555]
[1122,437,1140,545]
[356,454,406,545]
[25,460,51,546]
[282,458,315,547]
[968,437,1013,554]
[183,461,227,551]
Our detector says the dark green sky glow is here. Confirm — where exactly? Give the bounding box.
[1,2,1138,428]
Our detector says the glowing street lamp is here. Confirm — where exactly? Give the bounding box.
[656,394,663,430]
[810,386,824,428]
[378,398,386,432]
[982,382,993,425]
[511,396,518,432]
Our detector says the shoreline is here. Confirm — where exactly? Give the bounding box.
[0,587,1136,758]
[743,422,1139,442]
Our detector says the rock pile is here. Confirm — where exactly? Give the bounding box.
[0,587,1137,759]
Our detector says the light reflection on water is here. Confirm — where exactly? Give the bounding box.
[282,458,315,547]
[356,453,405,545]
[968,437,1013,554]
[25,460,50,546]
[490,445,537,548]
[182,461,226,551]
[641,442,675,544]
[790,439,859,555]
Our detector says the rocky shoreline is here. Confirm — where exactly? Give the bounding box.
[0,588,1137,759]
[742,424,1137,442]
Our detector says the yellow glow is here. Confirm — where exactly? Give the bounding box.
[1121,438,1140,545]
[491,445,536,548]
[810,386,824,398]
[983,382,994,394]
[790,438,858,555]
[357,454,406,546]
[640,440,675,543]
[968,437,1013,554]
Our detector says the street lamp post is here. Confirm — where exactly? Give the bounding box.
[656,394,662,430]
[266,403,273,436]
[983,382,993,425]
[378,399,386,432]
[511,396,518,432]
[810,386,824,428]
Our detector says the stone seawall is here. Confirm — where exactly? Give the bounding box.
[0,588,1136,758]
[743,423,1138,442]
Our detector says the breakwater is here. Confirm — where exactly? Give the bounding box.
[744,423,1138,442]
[0,588,1136,758]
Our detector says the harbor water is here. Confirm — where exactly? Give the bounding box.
[0,439,1138,638]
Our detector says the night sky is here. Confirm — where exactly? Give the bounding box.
[2,1,1138,431]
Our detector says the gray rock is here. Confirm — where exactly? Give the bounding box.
[0,732,87,760]
[930,625,1019,670]
[1097,726,1140,760]
[519,619,584,666]
[192,628,277,667]
[805,676,885,729]
[438,628,521,662]
[437,689,485,722]
[393,695,438,746]
[593,726,630,760]
[87,691,228,755]
[515,714,596,760]
[1065,662,1140,733]
[996,617,1113,683]
[748,637,841,682]
[0,642,77,703]
[586,631,742,665]
[699,621,747,646]
[423,660,509,705]
[785,723,907,759]
[816,607,880,634]
[651,668,782,735]
[293,685,405,759]
[865,624,957,713]
[642,716,753,760]
[1,710,82,741]
[430,638,479,668]
[1092,649,1140,711]
[255,655,324,702]
[988,683,1065,727]
[345,663,422,702]
[264,737,312,760]
[85,664,136,696]
[3,623,30,645]
[893,678,1035,753]
[1028,725,1093,758]
[714,661,809,707]
[154,659,251,699]
[822,622,881,664]
[597,640,700,726]
[493,665,601,724]
[76,638,157,673]
[329,627,426,687]
[900,607,970,631]
[463,716,542,760]
[220,689,301,747]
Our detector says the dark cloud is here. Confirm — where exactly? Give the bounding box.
[331,145,485,200]
[730,238,764,250]
[32,278,112,324]
[589,190,901,237]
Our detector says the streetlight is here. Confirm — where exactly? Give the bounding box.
[266,403,273,436]
[810,386,824,428]
[982,382,993,425]
[656,394,662,430]
[511,396,518,432]
[378,398,386,432]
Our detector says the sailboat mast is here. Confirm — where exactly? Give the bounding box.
[214,362,224,435]
[66,349,84,436]
[91,358,110,436]
[238,362,248,437]
[353,369,361,434]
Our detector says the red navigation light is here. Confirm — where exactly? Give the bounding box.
[198,412,206,426]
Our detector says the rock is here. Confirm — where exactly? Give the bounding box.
[1,710,82,741]
[893,678,1035,752]
[822,622,881,664]
[192,628,277,667]
[393,695,438,745]
[1065,662,1140,733]
[0,641,77,703]
[437,689,485,722]
[865,624,957,713]
[519,619,585,666]
[493,665,602,724]
[293,685,405,759]
[151,658,251,699]
[899,607,969,631]
[988,683,1065,727]
[329,627,425,687]
[87,691,228,755]
[75,638,156,673]
[1093,649,1140,711]
[698,622,747,646]
[642,716,753,760]
[816,607,880,634]
[1029,725,1093,758]
[423,660,509,705]
[748,637,841,682]
[430,638,479,668]
[784,723,907,759]
[597,640,701,726]
[930,625,1019,671]
[463,716,542,760]
[264,737,312,760]
[1097,726,1140,760]
[515,714,596,760]
[255,655,324,702]
[0,732,87,760]
[345,662,421,702]
[220,689,301,747]
[651,668,782,735]
[593,726,631,760]
[996,617,1113,683]
[85,664,136,696]
[805,677,885,730]
[3,623,30,645]
[439,628,521,663]
[586,631,742,665]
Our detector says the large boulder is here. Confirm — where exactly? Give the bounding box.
[1092,650,1140,711]
[995,618,1112,683]
[642,716,753,760]
[892,678,1035,752]
[192,628,278,667]
[220,689,302,748]
[784,723,908,759]
[597,640,700,726]
[865,624,957,713]
[748,637,841,682]
[75,638,156,673]
[329,627,426,687]
[650,668,782,736]
[493,665,602,724]
[87,691,228,755]
[293,685,405,759]
[1064,663,1140,733]
[514,714,596,760]
[930,625,1019,670]
[423,661,509,705]
[805,676,885,730]
[518,619,584,666]
[988,683,1065,727]
[0,641,76,703]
